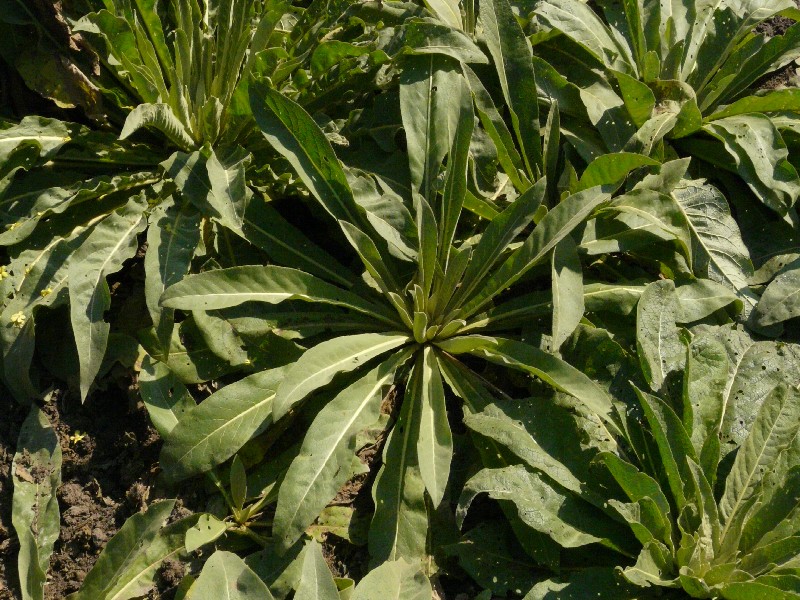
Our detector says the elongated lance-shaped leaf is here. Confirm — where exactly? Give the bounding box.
[138,354,195,439]
[69,197,147,400]
[415,347,452,507]
[437,335,616,426]
[249,82,364,227]
[459,186,610,318]
[683,335,728,484]
[463,65,530,192]
[272,333,411,421]
[415,194,439,303]
[294,541,339,600]
[551,235,584,349]
[241,196,352,287]
[192,551,276,600]
[351,559,433,600]
[400,54,466,201]
[480,0,542,178]
[273,350,412,550]
[636,280,684,393]
[369,357,429,563]
[438,84,474,268]
[144,198,201,355]
[720,385,800,538]
[634,386,698,513]
[160,366,289,482]
[447,178,546,315]
[67,501,201,600]
[339,220,402,296]
[598,452,673,542]
[12,405,61,600]
[160,265,400,328]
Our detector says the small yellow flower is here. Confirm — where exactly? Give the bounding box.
[40,288,53,298]
[10,312,27,328]
[0,266,8,280]
[69,431,87,445]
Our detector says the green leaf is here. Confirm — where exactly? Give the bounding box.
[294,541,339,600]
[11,405,61,600]
[480,0,542,177]
[193,551,276,600]
[683,335,728,483]
[272,333,410,421]
[720,385,800,534]
[707,89,800,121]
[614,71,656,128]
[675,279,742,323]
[339,220,401,297]
[369,367,428,563]
[403,19,488,64]
[273,351,410,550]
[578,153,659,191]
[160,367,289,482]
[250,82,363,227]
[160,265,399,327]
[69,197,147,400]
[752,260,800,326]
[351,560,432,600]
[161,147,251,234]
[464,399,603,502]
[422,0,462,29]
[669,180,757,315]
[138,354,195,439]
[450,178,545,312]
[438,94,474,266]
[144,198,201,354]
[400,54,466,200]
[415,347,452,507]
[67,501,199,600]
[634,386,698,511]
[741,466,800,551]
[120,103,194,150]
[703,114,800,214]
[185,514,228,553]
[463,65,529,192]
[551,235,584,349]
[460,186,610,318]
[444,521,538,596]
[716,329,800,458]
[458,465,632,552]
[0,116,71,166]
[245,541,306,600]
[636,280,684,393]
[230,454,247,512]
[437,335,616,424]
[721,581,800,600]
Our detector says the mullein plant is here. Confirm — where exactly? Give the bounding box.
[456,279,800,598]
